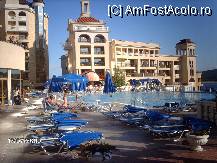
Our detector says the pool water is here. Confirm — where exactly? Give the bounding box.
[69,91,216,107]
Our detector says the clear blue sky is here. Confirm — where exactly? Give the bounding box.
[44,0,217,78]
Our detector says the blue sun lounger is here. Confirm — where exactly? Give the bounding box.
[60,131,103,149]
[40,131,103,154]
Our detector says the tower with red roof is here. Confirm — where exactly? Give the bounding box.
[63,0,110,80]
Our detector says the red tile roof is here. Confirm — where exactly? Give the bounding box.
[76,17,100,23]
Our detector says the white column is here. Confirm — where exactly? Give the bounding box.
[20,71,22,96]
[91,45,94,71]
[7,69,11,105]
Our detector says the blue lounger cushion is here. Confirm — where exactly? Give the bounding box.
[60,131,103,149]
[55,120,88,125]
[52,112,78,118]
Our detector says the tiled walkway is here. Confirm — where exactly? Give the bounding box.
[0,107,217,163]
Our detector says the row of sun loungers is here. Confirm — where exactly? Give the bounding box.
[103,105,213,139]
[25,100,104,157]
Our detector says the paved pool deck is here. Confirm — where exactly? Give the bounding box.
[0,105,217,163]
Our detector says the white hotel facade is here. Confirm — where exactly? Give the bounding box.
[62,0,202,91]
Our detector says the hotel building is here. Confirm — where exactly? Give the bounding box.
[63,0,109,79]
[110,39,202,91]
[0,0,49,87]
[62,0,201,91]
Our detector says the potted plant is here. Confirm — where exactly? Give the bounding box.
[80,142,116,161]
[186,130,209,152]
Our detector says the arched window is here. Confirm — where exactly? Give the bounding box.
[94,34,105,43]
[8,11,16,18]
[78,34,91,43]
[19,11,26,16]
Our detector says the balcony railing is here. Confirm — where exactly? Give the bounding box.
[18,26,27,31]
[94,62,105,66]
[159,65,171,68]
[8,16,16,20]
[95,51,105,55]
[140,73,156,77]
[80,63,91,66]
[19,16,26,21]
[116,51,121,55]
[174,65,181,70]
[74,26,109,32]
[175,74,180,78]
[80,52,91,55]
[8,26,16,31]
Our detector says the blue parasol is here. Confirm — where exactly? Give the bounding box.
[103,71,116,94]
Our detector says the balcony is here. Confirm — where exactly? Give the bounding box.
[94,62,105,66]
[159,65,171,69]
[174,65,181,70]
[120,64,136,70]
[175,74,180,78]
[141,64,149,67]
[95,51,104,55]
[140,73,156,77]
[74,26,109,32]
[18,26,27,31]
[94,57,105,66]
[8,16,16,20]
[80,62,91,66]
[19,16,26,21]
[116,51,121,55]
[7,26,17,31]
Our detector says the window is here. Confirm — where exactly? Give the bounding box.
[141,60,149,67]
[8,21,16,26]
[150,50,154,54]
[150,60,155,67]
[174,61,179,65]
[94,58,105,66]
[94,35,105,43]
[19,11,26,16]
[159,61,165,68]
[175,70,180,74]
[19,21,26,26]
[8,11,16,17]
[190,69,194,76]
[25,52,29,60]
[78,34,91,43]
[80,46,91,54]
[94,47,104,54]
[25,62,29,70]
[84,3,88,13]
[80,58,91,66]
[0,69,8,78]
[175,79,180,83]
[11,69,20,79]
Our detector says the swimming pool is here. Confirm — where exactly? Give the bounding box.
[69,91,216,107]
